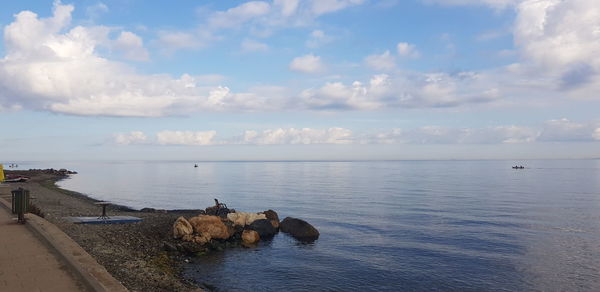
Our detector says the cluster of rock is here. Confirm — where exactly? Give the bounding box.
[28,168,78,176]
[172,203,319,252]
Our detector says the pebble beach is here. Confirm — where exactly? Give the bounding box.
[1,169,204,292]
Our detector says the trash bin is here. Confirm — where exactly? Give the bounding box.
[11,188,30,222]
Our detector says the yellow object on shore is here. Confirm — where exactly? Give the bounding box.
[0,164,4,182]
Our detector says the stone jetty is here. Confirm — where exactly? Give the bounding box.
[171,200,319,254]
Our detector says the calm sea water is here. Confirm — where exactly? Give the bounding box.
[18,160,600,291]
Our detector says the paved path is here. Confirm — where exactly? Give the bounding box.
[0,202,88,291]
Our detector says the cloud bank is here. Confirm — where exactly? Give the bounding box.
[114,119,600,146]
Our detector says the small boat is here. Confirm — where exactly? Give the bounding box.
[194,164,198,168]
[3,175,30,183]
[512,166,525,169]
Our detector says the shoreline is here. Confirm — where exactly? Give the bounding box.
[2,169,204,292]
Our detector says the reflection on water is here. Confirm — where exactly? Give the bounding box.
[31,159,600,291]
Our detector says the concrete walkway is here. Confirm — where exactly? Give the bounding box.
[0,203,88,291]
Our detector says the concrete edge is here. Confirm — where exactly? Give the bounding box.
[0,197,128,292]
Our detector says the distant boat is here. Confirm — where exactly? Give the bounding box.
[194,164,198,168]
[512,166,525,169]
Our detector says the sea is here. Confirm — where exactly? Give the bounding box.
[13,159,600,291]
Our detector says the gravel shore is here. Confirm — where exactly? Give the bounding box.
[1,170,204,292]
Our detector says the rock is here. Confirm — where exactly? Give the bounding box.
[162,242,178,252]
[191,234,211,245]
[226,212,267,226]
[248,219,277,239]
[241,230,260,245]
[177,242,207,254]
[173,216,194,239]
[205,205,231,217]
[188,215,232,240]
[280,217,320,241]
[141,208,156,213]
[205,200,232,218]
[263,209,280,229]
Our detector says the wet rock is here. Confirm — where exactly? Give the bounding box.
[188,215,232,240]
[227,212,267,226]
[248,219,277,239]
[191,234,211,245]
[280,217,320,241]
[162,242,177,252]
[173,216,193,239]
[177,242,206,254]
[242,230,260,246]
[263,209,280,229]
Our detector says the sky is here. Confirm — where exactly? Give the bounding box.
[0,0,599,161]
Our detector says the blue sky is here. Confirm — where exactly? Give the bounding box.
[0,0,599,161]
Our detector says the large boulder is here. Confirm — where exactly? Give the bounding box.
[188,215,233,240]
[173,216,194,239]
[248,219,277,239]
[241,230,260,245]
[227,212,267,227]
[263,209,280,229]
[280,217,319,241]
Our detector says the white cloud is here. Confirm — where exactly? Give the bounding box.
[117,119,600,147]
[515,0,599,68]
[85,2,108,21]
[476,29,507,41]
[426,0,600,99]
[5,1,600,118]
[306,29,333,48]
[114,131,147,145]
[423,0,521,10]
[309,0,365,15]
[396,42,420,58]
[275,0,300,17]
[242,127,353,144]
[593,128,600,141]
[155,31,210,54]
[538,118,600,142]
[364,51,396,71]
[208,1,271,29]
[0,3,282,117]
[513,0,600,95]
[114,31,149,61]
[300,74,390,110]
[183,74,227,85]
[0,2,502,117]
[300,71,499,110]
[157,131,217,146]
[157,0,366,54]
[241,39,269,52]
[289,54,325,74]
[364,125,538,144]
